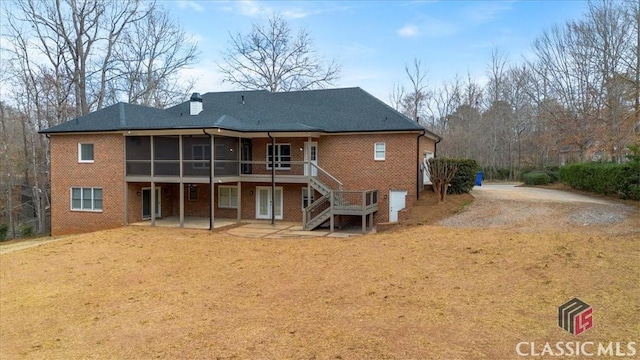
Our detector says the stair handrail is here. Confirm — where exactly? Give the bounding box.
[310,163,343,191]
[303,192,331,228]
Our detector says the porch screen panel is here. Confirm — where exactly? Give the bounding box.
[182,136,210,177]
[154,136,179,176]
[126,136,151,176]
[214,136,239,176]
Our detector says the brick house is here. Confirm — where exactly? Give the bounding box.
[41,88,441,236]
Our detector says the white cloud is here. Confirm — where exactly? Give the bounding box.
[223,1,348,20]
[176,0,205,13]
[178,61,238,94]
[397,17,458,39]
[463,1,514,25]
[398,24,420,38]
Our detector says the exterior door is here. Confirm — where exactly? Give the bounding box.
[142,187,161,219]
[256,186,283,220]
[389,190,407,222]
[304,142,318,176]
[423,151,434,185]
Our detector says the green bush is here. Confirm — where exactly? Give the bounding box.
[447,158,480,194]
[521,169,559,184]
[523,171,552,185]
[19,223,33,238]
[0,224,8,242]
[544,170,560,183]
[560,146,640,200]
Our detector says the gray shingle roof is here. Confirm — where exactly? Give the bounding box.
[41,87,440,139]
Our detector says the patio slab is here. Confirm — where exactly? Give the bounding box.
[130,217,368,239]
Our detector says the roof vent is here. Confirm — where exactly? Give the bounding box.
[190,92,203,115]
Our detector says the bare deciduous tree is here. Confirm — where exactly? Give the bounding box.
[218,14,340,92]
[1,0,199,237]
[427,158,459,203]
[109,6,199,107]
[401,58,431,124]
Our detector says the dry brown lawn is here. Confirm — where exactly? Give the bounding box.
[1,192,639,359]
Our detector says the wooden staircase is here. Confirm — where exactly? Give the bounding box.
[303,164,378,233]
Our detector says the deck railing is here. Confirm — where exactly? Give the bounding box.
[126,160,311,178]
[333,190,378,211]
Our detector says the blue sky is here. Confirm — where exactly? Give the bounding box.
[169,1,587,103]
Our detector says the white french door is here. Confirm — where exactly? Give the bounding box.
[256,186,283,220]
[304,142,318,176]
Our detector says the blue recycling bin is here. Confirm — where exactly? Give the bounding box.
[475,171,483,186]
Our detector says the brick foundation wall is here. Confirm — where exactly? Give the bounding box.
[50,134,125,235]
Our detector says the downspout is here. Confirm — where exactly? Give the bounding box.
[268,132,275,225]
[203,129,213,230]
[416,130,426,200]
[434,137,442,158]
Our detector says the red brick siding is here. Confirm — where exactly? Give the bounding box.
[318,133,434,222]
[50,134,125,235]
[239,183,307,222]
[51,133,435,234]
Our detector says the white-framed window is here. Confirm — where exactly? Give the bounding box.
[374,142,386,160]
[78,143,94,163]
[266,144,291,170]
[301,187,315,208]
[192,144,210,169]
[70,187,102,211]
[187,185,198,201]
[218,186,238,208]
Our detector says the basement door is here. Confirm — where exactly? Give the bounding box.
[389,190,407,222]
[142,187,161,220]
[256,186,283,220]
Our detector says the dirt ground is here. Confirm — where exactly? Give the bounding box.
[1,187,638,359]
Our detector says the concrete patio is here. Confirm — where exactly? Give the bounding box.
[129,217,366,239]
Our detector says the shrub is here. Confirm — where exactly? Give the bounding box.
[20,223,33,238]
[0,224,7,242]
[544,170,560,183]
[523,171,552,185]
[559,145,639,201]
[447,158,480,194]
[521,170,559,184]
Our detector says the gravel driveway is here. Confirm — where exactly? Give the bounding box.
[440,184,638,235]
